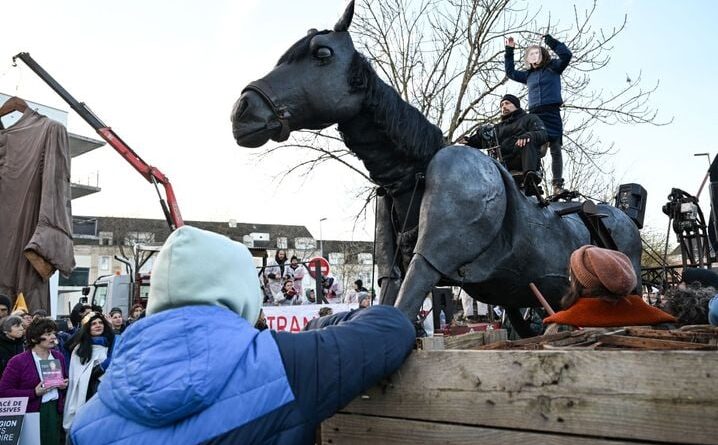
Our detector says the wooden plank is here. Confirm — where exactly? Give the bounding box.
[418,336,445,351]
[443,331,485,350]
[341,350,718,444]
[624,327,717,343]
[477,330,581,349]
[597,334,717,350]
[322,414,660,445]
[482,328,507,346]
[419,330,506,351]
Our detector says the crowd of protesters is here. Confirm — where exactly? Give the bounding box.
[260,249,375,307]
[0,295,146,445]
[0,231,716,445]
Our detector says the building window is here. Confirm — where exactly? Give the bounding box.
[123,231,155,246]
[99,231,113,246]
[250,232,270,242]
[295,237,316,250]
[277,237,288,249]
[242,235,255,248]
[73,218,97,236]
[59,267,90,287]
[98,256,111,272]
[357,253,373,265]
[328,253,344,265]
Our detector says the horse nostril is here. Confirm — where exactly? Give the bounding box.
[232,97,249,122]
[240,97,249,115]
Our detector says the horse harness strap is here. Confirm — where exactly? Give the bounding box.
[555,200,618,250]
[384,171,425,199]
[242,79,292,141]
[385,172,424,282]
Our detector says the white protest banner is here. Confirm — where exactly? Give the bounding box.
[0,397,27,445]
[263,304,355,332]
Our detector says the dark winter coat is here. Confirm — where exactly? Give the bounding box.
[0,332,24,377]
[466,109,548,160]
[69,304,415,444]
[504,36,572,109]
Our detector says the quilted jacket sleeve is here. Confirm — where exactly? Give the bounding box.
[272,305,415,425]
[546,36,572,74]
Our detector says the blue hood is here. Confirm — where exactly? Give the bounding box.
[97,305,287,427]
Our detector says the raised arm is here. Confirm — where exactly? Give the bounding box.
[545,34,572,74]
[273,305,415,424]
[504,37,528,84]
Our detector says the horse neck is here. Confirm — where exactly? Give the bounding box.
[338,75,445,189]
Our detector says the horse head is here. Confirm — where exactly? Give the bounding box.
[232,1,367,148]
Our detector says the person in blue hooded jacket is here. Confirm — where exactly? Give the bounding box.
[505,34,572,195]
[68,226,415,445]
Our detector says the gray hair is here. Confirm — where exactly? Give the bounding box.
[663,284,716,325]
[1,316,23,333]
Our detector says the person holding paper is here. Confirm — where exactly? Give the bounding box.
[0,318,68,445]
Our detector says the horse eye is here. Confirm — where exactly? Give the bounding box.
[314,47,333,59]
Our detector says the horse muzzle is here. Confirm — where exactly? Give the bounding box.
[231,90,288,147]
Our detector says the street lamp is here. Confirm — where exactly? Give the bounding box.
[319,217,327,258]
[695,153,712,198]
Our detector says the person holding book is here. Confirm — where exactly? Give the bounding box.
[0,318,68,445]
[63,312,115,432]
[68,225,415,445]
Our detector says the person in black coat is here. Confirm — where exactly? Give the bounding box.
[463,94,548,192]
[0,316,25,377]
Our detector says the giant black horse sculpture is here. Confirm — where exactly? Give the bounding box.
[231,1,642,335]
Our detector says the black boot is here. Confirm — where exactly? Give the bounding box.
[552,178,567,195]
[523,171,542,197]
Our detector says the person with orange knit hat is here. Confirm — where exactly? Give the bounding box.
[544,245,676,328]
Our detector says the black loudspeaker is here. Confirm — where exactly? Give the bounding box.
[615,183,647,229]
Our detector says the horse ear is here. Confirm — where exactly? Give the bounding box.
[333,0,355,32]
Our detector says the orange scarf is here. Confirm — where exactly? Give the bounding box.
[543,295,677,327]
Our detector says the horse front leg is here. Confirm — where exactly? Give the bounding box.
[375,194,402,306]
[379,272,402,306]
[394,254,442,320]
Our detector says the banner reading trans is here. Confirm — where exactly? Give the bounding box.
[262,304,354,332]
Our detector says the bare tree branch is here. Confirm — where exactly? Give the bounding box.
[253,0,670,210]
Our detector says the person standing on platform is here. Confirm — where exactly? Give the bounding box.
[504,34,572,195]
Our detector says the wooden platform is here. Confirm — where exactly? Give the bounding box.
[322,330,718,444]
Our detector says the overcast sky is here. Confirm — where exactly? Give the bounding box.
[1,0,715,244]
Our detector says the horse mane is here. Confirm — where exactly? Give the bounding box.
[276,29,331,66]
[346,52,446,162]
